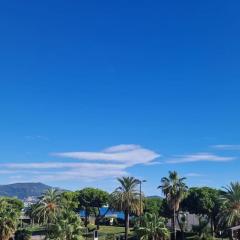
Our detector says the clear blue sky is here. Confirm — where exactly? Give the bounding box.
[0,0,240,195]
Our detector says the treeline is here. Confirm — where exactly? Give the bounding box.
[0,171,239,240]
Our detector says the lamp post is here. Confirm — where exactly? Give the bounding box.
[137,179,146,227]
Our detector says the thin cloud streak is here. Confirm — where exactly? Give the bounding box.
[166,152,235,164]
[103,144,141,153]
[1,162,127,170]
[211,144,240,150]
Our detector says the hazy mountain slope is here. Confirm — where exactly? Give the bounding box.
[0,182,53,199]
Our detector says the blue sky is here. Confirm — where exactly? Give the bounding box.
[0,0,240,195]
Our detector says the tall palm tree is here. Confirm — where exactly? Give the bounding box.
[136,213,170,240]
[220,182,240,227]
[33,189,61,226]
[111,176,142,240]
[158,171,188,240]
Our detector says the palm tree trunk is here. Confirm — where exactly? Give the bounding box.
[173,208,176,240]
[210,217,215,238]
[125,211,129,240]
[84,208,88,227]
[176,214,184,240]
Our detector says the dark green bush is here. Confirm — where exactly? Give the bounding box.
[15,229,31,240]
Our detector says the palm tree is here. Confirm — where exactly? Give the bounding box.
[0,199,20,240]
[47,210,84,240]
[136,213,170,240]
[25,204,39,226]
[220,182,240,227]
[33,189,61,226]
[158,171,188,240]
[111,176,142,240]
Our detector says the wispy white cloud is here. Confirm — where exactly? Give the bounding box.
[0,144,160,182]
[0,163,128,181]
[211,144,240,150]
[166,152,235,164]
[34,168,127,182]
[52,144,160,167]
[103,144,141,153]
[144,161,162,166]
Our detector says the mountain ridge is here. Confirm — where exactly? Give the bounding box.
[0,182,57,199]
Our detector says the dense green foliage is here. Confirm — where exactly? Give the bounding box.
[0,197,22,240]
[15,229,31,240]
[1,197,24,212]
[182,187,221,236]
[46,210,84,240]
[135,213,169,240]
[219,182,240,228]
[33,188,61,225]
[144,197,163,216]
[30,189,85,240]
[61,191,79,211]
[77,187,109,227]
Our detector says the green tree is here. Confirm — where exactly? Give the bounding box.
[144,197,162,216]
[111,176,142,240]
[2,197,24,212]
[219,182,240,227]
[77,188,109,228]
[0,198,21,240]
[60,191,79,211]
[159,199,172,219]
[136,213,170,240]
[182,187,221,236]
[158,171,188,240]
[25,203,39,226]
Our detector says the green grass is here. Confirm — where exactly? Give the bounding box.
[84,225,135,240]
[25,225,46,233]
[25,224,134,239]
[98,226,126,234]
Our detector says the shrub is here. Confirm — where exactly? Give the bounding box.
[15,229,31,240]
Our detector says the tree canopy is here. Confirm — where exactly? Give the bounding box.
[182,187,222,236]
[77,187,109,227]
[182,187,220,216]
[144,197,163,216]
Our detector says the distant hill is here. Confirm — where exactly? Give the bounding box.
[146,195,162,199]
[0,182,56,199]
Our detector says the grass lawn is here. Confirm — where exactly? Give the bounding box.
[98,225,126,234]
[25,225,46,232]
[84,225,135,240]
[25,224,134,239]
